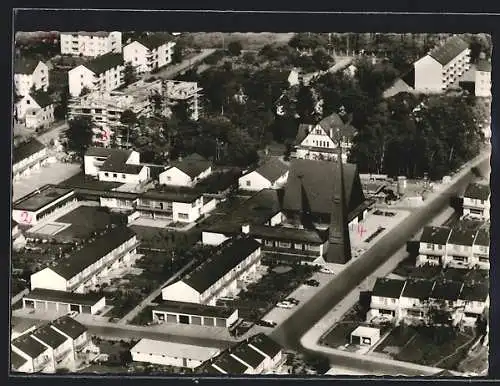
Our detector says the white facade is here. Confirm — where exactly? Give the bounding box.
[296,124,351,163]
[202,231,230,246]
[367,295,401,322]
[123,40,175,74]
[25,104,55,129]
[60,32,122,57]
[172,200,202,223]
[463,195,490,220]
[238,170,289,191]
[350,326,381,347]
[159,166,212,187]
[98,165,149,184]
[416,241,447,267]
[68,63,124,97]
[472,241,489,270]
[12,339,54,374]
[287,69,300,87]
[84,149,140,177]
[475,69,491,97]
[460,296,489,326]
[14,61,49,97]
[162,281,202,304]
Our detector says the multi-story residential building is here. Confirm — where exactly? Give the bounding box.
[15,91,54,129]
[68,53,124,97]
[68,79,163,145]
[366,278,406,323]
[416,226,452,267]
[159,153,212,187]
[238,157,289,192]
[123,34,176,74]
[294,113,357,163]
[60,31,122,57]
[475,58,492,97]
[462,182,490,220]
[14,59,49,97]
[12,138,49,181]
[30,226,139,294]
[472,227,490,270]
[428,281,465,326]
[445,228,477,268]
[458,283,489,326]
[31,324,74,369]
[50,316,90,356]
[399,279,435,324]
[11,333,54,373]
[164,80,202,121]
[161,237,262,306]
[413,35,471,93]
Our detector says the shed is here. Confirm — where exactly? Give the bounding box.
[350,326,381,347]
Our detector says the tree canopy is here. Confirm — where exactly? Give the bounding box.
[65,116,94,159]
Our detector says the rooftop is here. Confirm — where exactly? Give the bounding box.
[164,80,201,100]
[464,182,490,201]
[474,227,490,247]
[459,283,489,302]
[13,138,46,165]
[14,58,43,75]
[372,278,406,299]
[409,265,442,280]
[251,157,289,183]
[134,33,173,50]
[13,185,73,212]
[12,334,47,358]
[31,91,53,108]
[154,300,237,319]
[401,279,435,300]
[250,224,327,244]
[420,226,452,245]
[50,226,136,280]
[169,153,211,179]
[247,333,282,358]
[84,53,123,75]
[142,188,201,203]
[25,288,105,306]
[476,59,492,72]
[448,228,477,246]
[51,315,88,339]
[182,237,261,293]
[31,324,68,349]
[101,153,144,175]
[351,325,380,337]
[11,350,28,370]
[428,35,469,66]
[212,352,249,374]
[430,281,463,301]
[230,342,266,368]
[130,339,220,361]
[63,31,112,37]
[86,147,133,159]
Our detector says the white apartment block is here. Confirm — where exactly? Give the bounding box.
[414,35,471,93]
[123,34,176,74]
[14,60,49,97]
[164,80,202,121]
[60,31,122,57]
[68,53,124,97]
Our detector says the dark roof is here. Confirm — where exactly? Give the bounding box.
[474,227,490,247]
[212,352,249,374]
[318,113,357,140]
[171,153,211,179]
[198,363,225,374]
[14,58,43,74]
[12,334,47,358]
[101,152,143,174]
[13,185,73,212]
[253,158,289,183]
[459,283,489,302]
[31,91,53,108]
[134,34,172,50]
[69,31,111,37]
[282,159,364,216]
[230,343,266,368]
[420,226,452,245]
[448,228,477,246]
[86,147,133,158]
[476,59,492,72]
[12,220,18,229]
[409,265,442,280]
[145,164,168,180]
[31,325,68,349]
[141,189,200,203]
[182,238,261,293]
[25,288,105,306]
[401,280,435,300]
[249,224,327,244]
[247,333,282,358]
[154,300,237,319]
[11,350,28,370]
[429,35,469,65]
[50,226,136,280]
[295,124,315,144]
[464,183,490,200]
[372,278,405,299]
[84,53,123,75]
[13,138,46,165]
[430,281,463,301]
[51,316,88,339]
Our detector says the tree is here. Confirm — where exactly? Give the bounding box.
[468,34,491,63]
[312,48,333,71]
[123,62,137,86]
[54,88,70,120]
[227,41,243,56]
[120,109,138,148]
[65,116,94,159]
[172,42,184,64]
[296,84,317,123]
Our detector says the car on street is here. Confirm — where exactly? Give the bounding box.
[67,311,79,318]
[319,266,335,274]
[305,279,320,287]
[286,297,300,305]
[276,301,294,309]
[256,319,277,328]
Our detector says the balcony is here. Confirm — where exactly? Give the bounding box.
[136,203,173,213]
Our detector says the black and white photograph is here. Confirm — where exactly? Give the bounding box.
[10,12,492,378]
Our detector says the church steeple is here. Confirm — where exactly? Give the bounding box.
[325,127,352,264]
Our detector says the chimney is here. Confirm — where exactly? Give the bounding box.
[241,224,250,234]
[479,52,486,60]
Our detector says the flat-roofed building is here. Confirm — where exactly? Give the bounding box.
[30,226,139,294]
[350,326,381,347]
[60,31,122,57]
[12,138,49,181]
[22,289,106,315]
[130,339,220,369]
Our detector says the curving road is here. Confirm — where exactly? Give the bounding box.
[270,156,490,370]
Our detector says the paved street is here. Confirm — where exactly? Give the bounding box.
[142,49,216,80]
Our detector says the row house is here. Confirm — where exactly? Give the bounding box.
[14,59,49,97]
[294,113,357,163]
[463,182,490,220]
[161,237,262,305]
[12,138,49,181]
[238,157,289,192]
[414,35,471,93]
[474,58,492,97]
[159,153,212,188]
[60,31,122,57]
[123,34,176,74]
[11,316,89,373]
[164,80,203,121]
[30,226,139,294]
[15,91,55,129]
[68,53,124,97]
[367,278,489,327]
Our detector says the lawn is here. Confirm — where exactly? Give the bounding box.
[129,305,154,326]
[320,322,359,348]
[179,32,294,50]
[130,225,200,251]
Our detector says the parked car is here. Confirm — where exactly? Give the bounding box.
[319,267,335,274]
[305,279,320,287]
[256,319,277,328]
[67,311,79,318]
[286,297,300,305]
[276,301,294,309]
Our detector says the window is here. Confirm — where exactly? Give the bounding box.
[113,173,118,178]
[26,100,30,105]
[278,241,291,248]
[104,172,109,177]
[426,243,433,249]
[246,180,251,186]
[178,213,189,220]
[122,174,126,179]
[167,176,172,181]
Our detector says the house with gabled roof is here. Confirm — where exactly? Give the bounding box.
[472,227,490,270]
[68,52,124,97]
[60,31,122,57]
[462,181,490,220]
[159,153,212,188]
[414,35,471,93]
[11,333,54,373]
[15,91,55,129]
[367,278,406,323]
[14,59,49,97]
[50,315,89,354]
[238,157,289,191]
[417,226,452,267]
[459,283,489,326]
[31,324,73,368]
[445,227,478,268]
[12,138,50,181]
[294,113,356,163]
[123,33,176,74]
[399,279,435,324]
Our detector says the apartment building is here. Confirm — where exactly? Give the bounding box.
[123,34,176,74]
[161,237,262,306]
[14,59,49,97]
[68,53,124,97]
[159,153,212,187]
[164,80,202,121]
[238,157,289,192]
[30,226,139,294]
[12,138,49,181]
[463,182,490,220]
[15,91,54,129]
[414,35,471,93]
[60,31,122,57]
